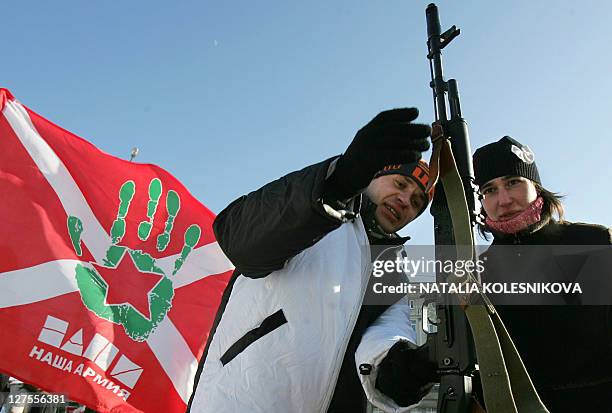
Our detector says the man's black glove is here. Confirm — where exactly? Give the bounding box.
[375,341,439,407]
[324,108,431,202]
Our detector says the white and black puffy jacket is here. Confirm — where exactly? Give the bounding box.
[188,158,420,413]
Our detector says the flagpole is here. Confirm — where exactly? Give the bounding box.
[129,147,139,162]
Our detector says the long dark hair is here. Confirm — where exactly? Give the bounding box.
[477,181,565,240]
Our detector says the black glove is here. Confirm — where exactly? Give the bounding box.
[375,341,439,407]
[324,108,431,202]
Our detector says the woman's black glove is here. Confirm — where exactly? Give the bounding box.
[324,108,431,202]
[375,341,439,407]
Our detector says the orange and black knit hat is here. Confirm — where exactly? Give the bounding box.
[374,159,434,203]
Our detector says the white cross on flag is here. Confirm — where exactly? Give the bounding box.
[0,88,234,412]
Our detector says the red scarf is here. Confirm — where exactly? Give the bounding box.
[485,196,544,235]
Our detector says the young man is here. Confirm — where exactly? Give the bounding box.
[188,108,438,413]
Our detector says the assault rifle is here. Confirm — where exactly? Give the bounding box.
[421,6,549,413]
[423,3,481,412]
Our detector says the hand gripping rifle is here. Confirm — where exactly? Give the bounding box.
[422,4,550,413]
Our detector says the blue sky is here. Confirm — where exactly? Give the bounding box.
[3,0,611,245]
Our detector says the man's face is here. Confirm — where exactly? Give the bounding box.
[480,175,538,221]
[365,174,427,233]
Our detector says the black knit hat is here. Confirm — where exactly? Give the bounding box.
[473,136,541,187]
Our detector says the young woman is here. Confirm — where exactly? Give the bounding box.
[473,136,612,412]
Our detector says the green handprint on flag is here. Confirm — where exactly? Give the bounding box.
[67,179,201,342]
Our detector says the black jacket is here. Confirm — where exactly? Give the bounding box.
[480,221,612,412]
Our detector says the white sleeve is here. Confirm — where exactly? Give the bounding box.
[354,297,420,413]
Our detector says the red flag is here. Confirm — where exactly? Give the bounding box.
[0,88,234,412]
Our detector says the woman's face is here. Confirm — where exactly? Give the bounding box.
[480,176,538,222]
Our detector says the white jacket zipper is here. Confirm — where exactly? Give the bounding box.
[320,218,373,412]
